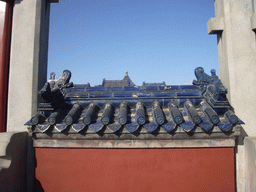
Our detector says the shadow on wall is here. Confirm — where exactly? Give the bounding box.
[34,179,44,192]
[14,0,23,4]
[33,149,45,192]
[0,132,28,192]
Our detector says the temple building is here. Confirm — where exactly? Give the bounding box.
[101,71,136,87]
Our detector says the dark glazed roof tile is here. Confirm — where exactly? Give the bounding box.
[180,85,198,90]
[124,87,141,91]
[177,92,200,97]
[30,99,241,135]
[86,87,106,92]
[113,93,133,98]
[27,67,243,139]
[89,93,112,98]
[152,92,176,97]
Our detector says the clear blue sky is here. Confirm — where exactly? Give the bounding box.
[48,0,218,86]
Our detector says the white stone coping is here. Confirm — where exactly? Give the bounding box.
[31,125,241,148]
[207,17,224,34]
[33,138,235,148]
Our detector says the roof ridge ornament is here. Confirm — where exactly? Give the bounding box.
[193,67,228,105]
[39,70,73,108]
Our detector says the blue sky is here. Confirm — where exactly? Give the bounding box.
[48,0,218,86]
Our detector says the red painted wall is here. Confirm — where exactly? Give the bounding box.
[35,148,235,192]
[0,0,13,132]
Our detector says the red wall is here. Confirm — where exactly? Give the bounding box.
[35,148,235,192]
[0,0,13,132]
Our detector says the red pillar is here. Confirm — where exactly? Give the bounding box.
[0,0,13,132]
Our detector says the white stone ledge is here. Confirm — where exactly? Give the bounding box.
[207,17,224,34]
[33,138,235,148]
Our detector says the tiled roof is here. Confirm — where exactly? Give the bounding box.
[102,72,135,87]
[142,81,166,86]
[26,67,243,139]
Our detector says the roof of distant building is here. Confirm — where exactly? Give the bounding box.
[102,72,136,87]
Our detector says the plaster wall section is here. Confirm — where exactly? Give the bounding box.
[210,0,256,137]
[7,0,51,132]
